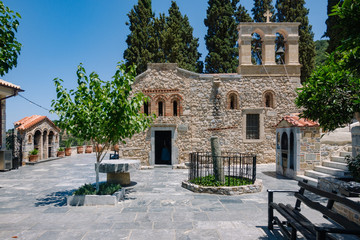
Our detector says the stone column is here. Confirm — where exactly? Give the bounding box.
[286,36,300,65]
[44,133,48,159]
[238,35,252,66]
[263,35,276,65]
[211,136,224,184]
[39,132,43,160]
[351,126,360,157]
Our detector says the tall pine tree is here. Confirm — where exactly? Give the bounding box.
[234,3,253,24]
[252,0,276,22]
[164,1,203,72]
[204,0,238,73]
[275,0,316,83]
[124,0,154,75]
[324,0,343,53]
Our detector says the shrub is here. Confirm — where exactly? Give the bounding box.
[189,175,252,187]
[29,149,38,155]
[73,182,121,195]
[345,154,360,182]
[58,147,64,152]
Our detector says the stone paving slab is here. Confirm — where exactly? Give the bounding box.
[0,153,339,239]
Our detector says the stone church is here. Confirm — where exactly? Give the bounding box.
[119,21,301,166]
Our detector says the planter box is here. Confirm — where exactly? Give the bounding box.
[67,188,125,206]
[77,146,84,154]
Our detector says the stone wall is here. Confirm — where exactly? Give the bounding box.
[299,127,321,170]
[119,64,299,165]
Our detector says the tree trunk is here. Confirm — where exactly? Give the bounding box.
[95,161,100,194]
[210,136,224,184]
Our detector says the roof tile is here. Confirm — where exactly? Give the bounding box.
[276,113,319,127]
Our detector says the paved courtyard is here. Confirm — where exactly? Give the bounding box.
[0,153,327,240]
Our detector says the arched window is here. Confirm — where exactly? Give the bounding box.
[227,91,239,110]
[263,90,275,108]
[28,135,32,144]
[275,32,286,65]
[158,101,164,116]
[173,100,178,116]
[144,101,149,115]
[251,32,262,65]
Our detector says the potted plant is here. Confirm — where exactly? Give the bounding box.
[29,149,39,162]
[65,138,73,156]
[57,147,65,157]
[85,143,93,154]
[77,139,84,154]
[95,144,103,152]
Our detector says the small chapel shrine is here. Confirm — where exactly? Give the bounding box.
[275,113,321,179]
[119,20,302,166]
[14,115,60,162]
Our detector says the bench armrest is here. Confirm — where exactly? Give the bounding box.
[315,226,360,235]
[267,189,298,193]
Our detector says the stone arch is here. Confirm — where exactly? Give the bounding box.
[154,95,167,117]
[275,29,289,65]
[27,134,32,144]
[169,94,183,116]
[48,131,55,158]
[251,31,263,65]
[281,132,288,173]
[226,91,239,110]
[263,90,276,108]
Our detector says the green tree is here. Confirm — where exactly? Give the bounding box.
[234,3,253,24]
[51,63,154,192]
[0,1,21,76]
[296,0,360,132]
[152,13,166,64]
[252,0,275,22]
[164,1,203,73]
[275,0,316,83]
[124,0,154,75]
[204,0,238,73]
[324,0,344,53]
[315,40,329,66]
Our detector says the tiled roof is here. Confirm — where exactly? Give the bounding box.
[14,115,60,131]
[0,79,21,90]
[276,113,319,127]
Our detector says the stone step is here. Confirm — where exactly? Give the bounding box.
[314,166,351,177]
[348,146,353,152]
[331,156,347,164]
[304,170,333,179]
[322,160,348,171]
[295,175,318,187]
[340,151,352,157]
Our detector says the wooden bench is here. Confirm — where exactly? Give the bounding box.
[268,180,360,240]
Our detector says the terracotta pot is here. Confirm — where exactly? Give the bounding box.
[96,145,103,152]
[77,146,84,154]
[65,147,72,156]
[114,144,119,152]
[29,155,38,162]
[85,145,93,153]
[57,151,65,157]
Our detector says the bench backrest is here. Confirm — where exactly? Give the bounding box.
[296,181,360,230]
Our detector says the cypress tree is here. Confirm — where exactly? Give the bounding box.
[275,0,316,83]
[324,0,343,53]
[152,13,166,64]
[252,0,276,22]
[164,1,203,72]
[124,0,154,75]
[204,0,238,73]
[234,4,253,24]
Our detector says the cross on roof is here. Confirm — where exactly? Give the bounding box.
[263,9,272,23]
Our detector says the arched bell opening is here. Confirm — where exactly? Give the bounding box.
[251,32,263,65]
[275,32,286,65]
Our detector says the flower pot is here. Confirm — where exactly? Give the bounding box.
[85,145,93,153]
[114,144,119,152]
[65,147,72,156]
[96,145,103,152]
[57,151,65,157]
[77,146,84,154]
[29,154,38,162]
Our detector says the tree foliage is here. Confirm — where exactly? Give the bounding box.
[324,0,344,53]
[0,1,21,76]
[296,0,360,132]
[275,0,316,83]
[314,40,329,66]
[51,63,154,191]
[124,0,154,75]
[204,0,238,73]
[234,3,253,24]
[124,0,202,74]
[252,0,275,22]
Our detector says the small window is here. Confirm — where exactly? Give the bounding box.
[173,100,178,116]
[158,101,164,116]
[144,102,149,115]
[28,135,32,143]
[264,91,275,108]
[246,114,259,139]
[227,92,238,110]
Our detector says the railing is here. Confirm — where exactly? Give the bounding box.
[188,152,256,185]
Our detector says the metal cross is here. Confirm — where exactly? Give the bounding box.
[263,9,272,23]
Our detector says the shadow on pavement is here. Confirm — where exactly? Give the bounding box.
[261,171,293,180]
[257,226,285,239]
[35,189,75,207]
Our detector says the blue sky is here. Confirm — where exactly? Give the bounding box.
[2,0,327,130]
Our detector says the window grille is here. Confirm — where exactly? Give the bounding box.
[246,114,259,139]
